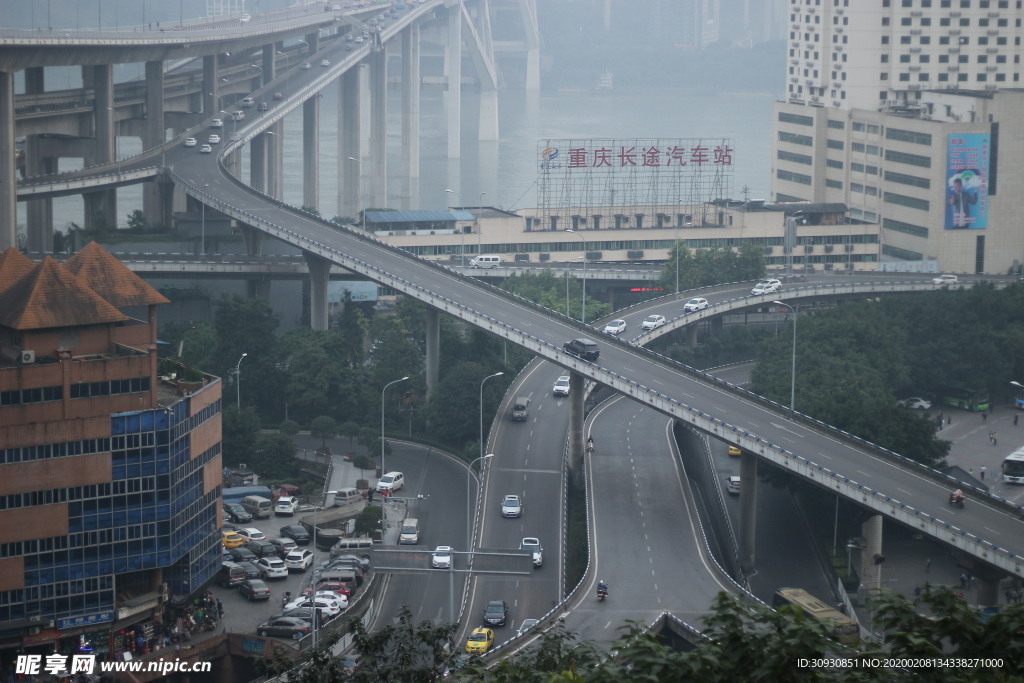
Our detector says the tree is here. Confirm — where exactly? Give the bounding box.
[350,606,459,681]
[658,242,765,294]
[221,406,260,467]
[126,209,148,233]
[353,505,383,536]
[420,362,508,446]
[279,419,300,436]
[251,432,297,479]
[310,415,338,449]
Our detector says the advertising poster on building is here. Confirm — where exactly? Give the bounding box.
[945,133,989,230]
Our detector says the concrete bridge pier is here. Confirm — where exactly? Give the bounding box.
[400,23,421,208]
[143,60,168,228]
[304,252,330,331]
[338,68,361,222]
[686,324,698,347]
[250,134,267,194]
[84,64,117,230]
[368,44,388,208]
[305,31,320,54]
[0,70,15,250]
[738,451,758,573]
[202,55,220,116]
[302,96,319,212]
[24,137,57,252]
[424,308,439,396]
[267,121,284,201]
[567,371,586,490]
[445,2,463,159]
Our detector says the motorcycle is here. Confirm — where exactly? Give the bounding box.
[596,587,608,602]
[948,493,965,509]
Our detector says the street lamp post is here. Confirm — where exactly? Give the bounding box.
[234,352,248,410]
[200,184,209,255]
[773,301,798,415]
[107,107,121,176]
[467,453,495,549]
[381,376,409,476]
[348,156,365,230]
[566,230,586,322]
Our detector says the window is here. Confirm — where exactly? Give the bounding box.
[886,128,932,145]
[779,131,814,146]
[900,54,911,63]
[884,192,930,211]
[883,218,929,238]
[885,149,931,167]
[827,119,845,129]
[778,150,813,165]
[779,112,815,126]
[900,35,912,44]
[851,182,864,193]
[776,169,812,185]
[827,139,845,150]
[884,170,931,189]
[826,179,843,189]
[899,73,911,81]
[851,162,865,172]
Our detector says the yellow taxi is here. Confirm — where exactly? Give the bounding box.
[728,445,742,457]
[222,530,244,548]
[465,627,494,654]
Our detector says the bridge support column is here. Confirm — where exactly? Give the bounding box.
[85,64,116,230]
[709,315,723,338]
[369,44,388,208]
[424,308,439,397]
[143,60,167,228]
[305,32,320,54]
[567,372,586,490]
[0,70,15,250]
[251,134,267,194]
[738,451,758,573]
[302,95,319,212]
[975,576,999,608]
[339,69,361,221]
[25,140,56,251]
[686,324,698,347]
[202,54,220,116]
[239,225,264,257]
[304,252,330,331]
[445,2,463,159]
[401,24,421,207]
[857,515,884,605]
[268,121,283,201]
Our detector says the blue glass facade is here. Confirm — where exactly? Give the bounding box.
[0,393,222,626]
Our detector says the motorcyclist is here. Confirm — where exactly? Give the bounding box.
[597,579,608,595]
[950,489,964,504]
[281,591,292,607]
[587,436,594,452]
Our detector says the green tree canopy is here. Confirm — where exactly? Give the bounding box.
[310,415,339,449]
[220,406,260,468]
[658,242,766,293]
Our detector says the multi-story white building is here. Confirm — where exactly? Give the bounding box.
[773,0,1024,274]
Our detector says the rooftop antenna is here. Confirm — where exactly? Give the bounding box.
[741,185,751,202]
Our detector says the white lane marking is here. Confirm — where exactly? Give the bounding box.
[983,527,1001,536]
[768,421,806,438]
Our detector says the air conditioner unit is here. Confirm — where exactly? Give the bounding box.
[20,350,35,364]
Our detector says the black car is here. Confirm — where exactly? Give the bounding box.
[245,540,280,559]
[238,578,271,601]
[257,616,310,640]
[482,600,508,627]
[269,537,298,557]
[236,561,262,580]
[227,547,258,563]
[330,553,371,572]
[563,337,599,361]
[281,525,311,545]
[281,607,329,628]
[224,503,252,524]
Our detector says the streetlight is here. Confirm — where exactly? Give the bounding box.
[381,376,409,476]
[467,453,495,549]
[234,352,248,410]
[200,184,209,255]
[773,301,798,415]
[565,230,586,323]
[479,371,504,464]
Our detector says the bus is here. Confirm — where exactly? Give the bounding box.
[772,588,860,645]
[939,386,989,412]
[1002,448,1024,485]
[222,486,273,504]
[1014,388,1024,411]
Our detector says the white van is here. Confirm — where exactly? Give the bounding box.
[469,255,502,269]
[240,495,273,519]
[239,97,255,108]
[399,518,420,544]
[334,487,362,506]
[231,110,245,122]
[376,471,404,494]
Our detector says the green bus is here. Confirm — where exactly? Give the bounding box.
[939,387,989,412]
[773,588,860,645]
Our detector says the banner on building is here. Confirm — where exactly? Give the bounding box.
[945,133,989,230]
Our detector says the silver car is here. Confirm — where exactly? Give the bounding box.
[501,494,522,518]
[552,376,570,397]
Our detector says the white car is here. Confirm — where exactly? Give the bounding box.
[520,537,542,567]
[302,62,312,70]
[431,546,454,569]
[932,274,958,285]
[210,118,223,128]
[208,134,221,145]
[751,279,782,295]
[501,494,522,518]
[199,144,213,154]
[284,549,314,572]
[603,319,626,335]
[256,557,288,580]
[641,314,666,331]
[183,137,197,147]
[726,476,741,495]
[238,527,266,542]
[275,496,296,516]
[285,596,345,617]
[683,297,709,313]
[320,59,331,67]
[552,375,570,397]
[898,397,932,410]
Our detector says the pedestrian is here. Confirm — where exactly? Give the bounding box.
[980,466,987,480]
[925,557,931,573]
[368,488,374,503]
[948,415,952,425]
[993,433,998,446]
[914,585,922,604]
[968,573,974,588]
[983,412,988,423]
[1015,413,1019,427]
[924,581,931,595]
[960,573,968,588]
